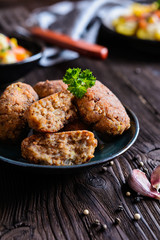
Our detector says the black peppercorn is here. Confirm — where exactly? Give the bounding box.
[101,224,107,230]
[133,196,143,203]
[114,217,121,225]
[143,167,148,174]
[93,219,101,227]
[117,205,124,211]
[101,166,107,172]
[134,155,141,161]
[134,197,141,203]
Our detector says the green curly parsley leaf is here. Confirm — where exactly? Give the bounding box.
[63,68,96,98]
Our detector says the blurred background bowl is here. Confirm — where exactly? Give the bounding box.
[99,4,160,55]
[0,34,43,84]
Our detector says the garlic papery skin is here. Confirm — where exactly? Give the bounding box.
[128,169,160,200]
[151,166,160,192]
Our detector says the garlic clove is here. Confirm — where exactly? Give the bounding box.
[128,169,160,200]
[151,165,160,192]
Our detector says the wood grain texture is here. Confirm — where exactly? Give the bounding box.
[0,0,160,239]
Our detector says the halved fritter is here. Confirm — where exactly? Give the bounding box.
[0,82,38,142]
[26,91,77,133]
[21,130,97,165]
[34,80,67,98]
[75,80,130,135]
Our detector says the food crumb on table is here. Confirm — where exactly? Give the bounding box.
[134,213,141,220]
[83,209,89,215]
[126,191,131,197]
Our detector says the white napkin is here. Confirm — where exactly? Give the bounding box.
[27,0,133,66]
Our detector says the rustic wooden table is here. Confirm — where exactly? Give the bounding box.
[0,0,160,239]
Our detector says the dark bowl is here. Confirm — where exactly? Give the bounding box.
[0,34,43,84]
[99,4,160,55]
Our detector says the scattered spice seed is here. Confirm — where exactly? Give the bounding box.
[143,167,148,174]
[134,68,141,74]
[134,213,141,220]
[101,166,107,172]
[93,219,101,226]
[110,161,114,166]
[95,219,100,223]
[134,155,141,162]
[126,191,131,197]
[114,217,121,225]
[101,224,107,230]
[133,196,141,203]
[117,205,124,211]
[139,161,144,167]
[83,209,89,215]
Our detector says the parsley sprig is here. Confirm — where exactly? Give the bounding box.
[63,68,96,98]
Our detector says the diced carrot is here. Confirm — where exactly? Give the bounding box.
[154,10,160,18]
[6,37,10,42]
[13,46,28,61]
[139,19,147,29]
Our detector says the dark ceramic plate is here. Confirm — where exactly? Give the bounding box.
[0,107,139,173]
[100,3,160,54]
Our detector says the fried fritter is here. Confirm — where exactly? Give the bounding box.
[33,80,67,98]
[21,130,97,165]
[26,91,77,133]
[0,82,38,141]
[75,81,130,135]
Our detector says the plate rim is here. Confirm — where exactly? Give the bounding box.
[0,107,139,170]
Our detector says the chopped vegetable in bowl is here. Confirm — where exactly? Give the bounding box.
[112,2,160,41]
[0,33,31,64]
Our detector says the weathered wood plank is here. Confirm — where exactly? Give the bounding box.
[0,1,160,240]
